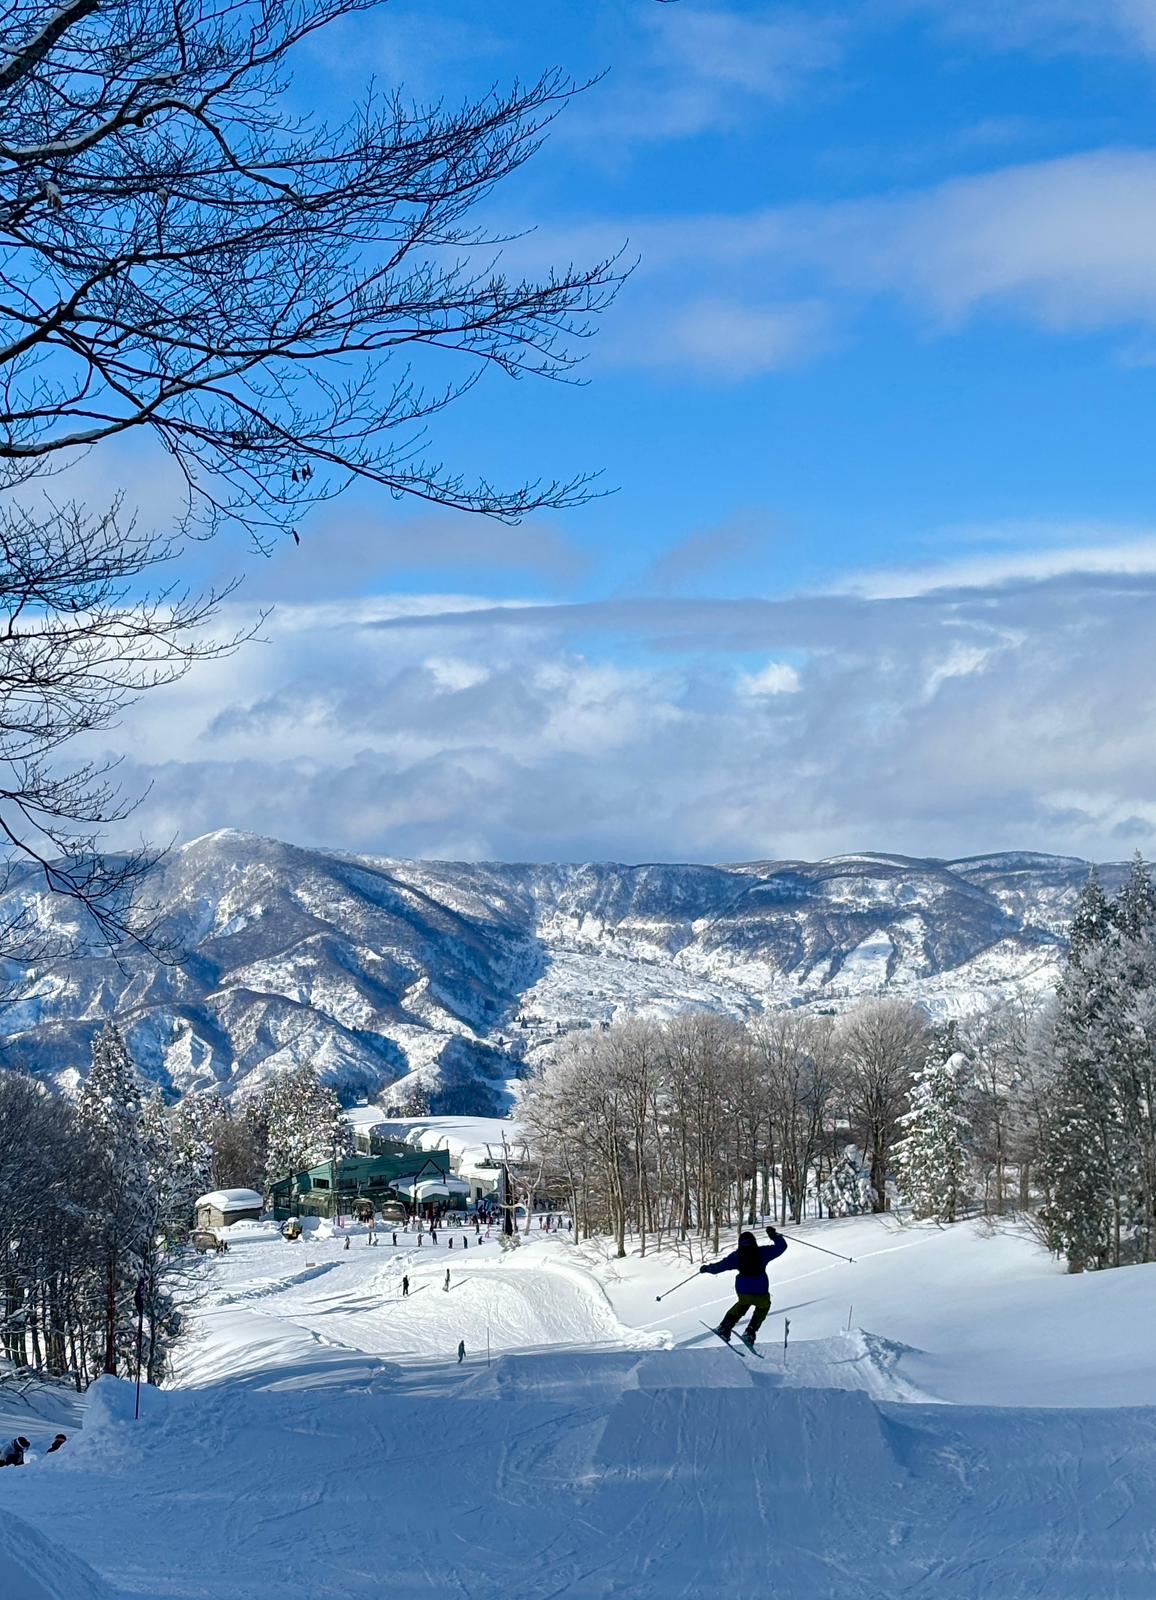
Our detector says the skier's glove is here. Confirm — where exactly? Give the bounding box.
[698,1265,709,1273]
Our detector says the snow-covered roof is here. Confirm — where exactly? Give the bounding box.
[344,1105,389,1131]
[196,1188,264,1212]
[394,1176,471,1199]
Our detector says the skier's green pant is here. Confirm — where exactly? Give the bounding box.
[720,1293,771,1339]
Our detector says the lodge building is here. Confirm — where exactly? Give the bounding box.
[269,1141,470,1221]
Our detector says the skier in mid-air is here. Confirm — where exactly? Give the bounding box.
[699,1227,787,1348]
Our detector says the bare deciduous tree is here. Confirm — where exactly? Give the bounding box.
[833,999,928,1212]
[0,0,621,947]
[0,0,620,537]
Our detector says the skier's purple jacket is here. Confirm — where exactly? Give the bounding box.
[700,1235,786,1296]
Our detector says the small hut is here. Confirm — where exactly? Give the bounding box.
[195,1188,264,1229]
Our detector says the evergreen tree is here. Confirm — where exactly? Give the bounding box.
[1039,875,1128,1271]
[1038,1063,1115,1272]
[144,1092,214,1241]
[263,1065,352,1188]
[1069,867,1112,957]
[821,1149,875,1217]
[75,1024,155,1374]
[895,1050,971,1222]
[1113,853,1156,941]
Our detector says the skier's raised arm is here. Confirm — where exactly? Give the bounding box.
[763,1226,787,1264]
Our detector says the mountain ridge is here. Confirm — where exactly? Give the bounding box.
[0,832,1120,1111]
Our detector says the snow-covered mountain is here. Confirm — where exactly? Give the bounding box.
[0,831,1122,1109]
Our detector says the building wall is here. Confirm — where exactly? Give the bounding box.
[196,1204,263,1228]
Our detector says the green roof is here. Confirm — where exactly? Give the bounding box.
[270,1148,450,1196]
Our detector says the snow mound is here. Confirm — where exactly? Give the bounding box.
[0,1510,115,1600]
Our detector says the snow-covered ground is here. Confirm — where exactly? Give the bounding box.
[4,1214,1156,1598]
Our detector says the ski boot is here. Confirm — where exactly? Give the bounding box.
[739,1329,757,1351]
[714,1325,733,1342]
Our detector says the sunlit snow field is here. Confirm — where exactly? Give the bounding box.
[4,1212,1156,1598]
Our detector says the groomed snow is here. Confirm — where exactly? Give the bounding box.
[3,1215,1156,1598]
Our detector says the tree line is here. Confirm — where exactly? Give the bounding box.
[522,855,1156,1274]
[0,1030,352,1389]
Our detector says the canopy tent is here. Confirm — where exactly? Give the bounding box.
[394,1176,471,1201]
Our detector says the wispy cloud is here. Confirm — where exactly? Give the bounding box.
[544,147,1156,380]
[583,5,848,141]
[911,0,1156,58]
[616,297,830,378]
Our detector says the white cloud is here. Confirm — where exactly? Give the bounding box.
[840,530,1156,598]
[547,147,1156,378]
[94,534,1156,865]
[739,662,801,696]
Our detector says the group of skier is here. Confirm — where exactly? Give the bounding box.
[1,1433,66,1467]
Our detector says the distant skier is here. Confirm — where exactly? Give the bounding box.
[392,1233,398,1247]
[457,1340,466,1364]
[402,1275,410,1297]
[444,1269,451,1292]
[699,1228,787,1348]
[344,1235,350,1251]
[0,1436,29,1467]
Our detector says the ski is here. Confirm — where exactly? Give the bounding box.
[697,1322,765,1359]
[699,1321,747,1356]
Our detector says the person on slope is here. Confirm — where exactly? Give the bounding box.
[0,1436,30,1467]
[699,1228,787,1348]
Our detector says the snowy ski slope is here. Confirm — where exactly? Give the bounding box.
[3,1215,1156,1598]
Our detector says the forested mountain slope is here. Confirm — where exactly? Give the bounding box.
[0,832,1122,1108]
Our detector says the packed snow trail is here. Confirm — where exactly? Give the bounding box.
[5,1217,1156,1598]
[7,1353,1156,1598]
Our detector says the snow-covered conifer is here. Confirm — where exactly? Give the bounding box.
[1113,852,1156,941]
[895,1050,971,1222]
[821,1150,875,1217]
[1039,874,1125,1270]
[76,1024,158,1373]
[263,1064,351,1186]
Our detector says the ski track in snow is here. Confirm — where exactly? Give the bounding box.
[4,1217,1156,1598]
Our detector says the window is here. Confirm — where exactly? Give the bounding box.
[313,1177,330,1190]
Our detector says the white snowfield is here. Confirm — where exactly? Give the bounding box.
[4,1215,1156,1598]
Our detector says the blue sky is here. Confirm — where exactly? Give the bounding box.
[102,0,1156,864]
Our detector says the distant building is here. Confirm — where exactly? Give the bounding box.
[269,1145,454,1220]
[195,1188,264,1229]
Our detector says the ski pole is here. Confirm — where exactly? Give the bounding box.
[774,1230,854,1264]
[655,1270,700,1303]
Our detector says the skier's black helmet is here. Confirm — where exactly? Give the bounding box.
[736,1233,761,1273]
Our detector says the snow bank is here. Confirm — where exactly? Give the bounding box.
[0,1510,114,1600]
